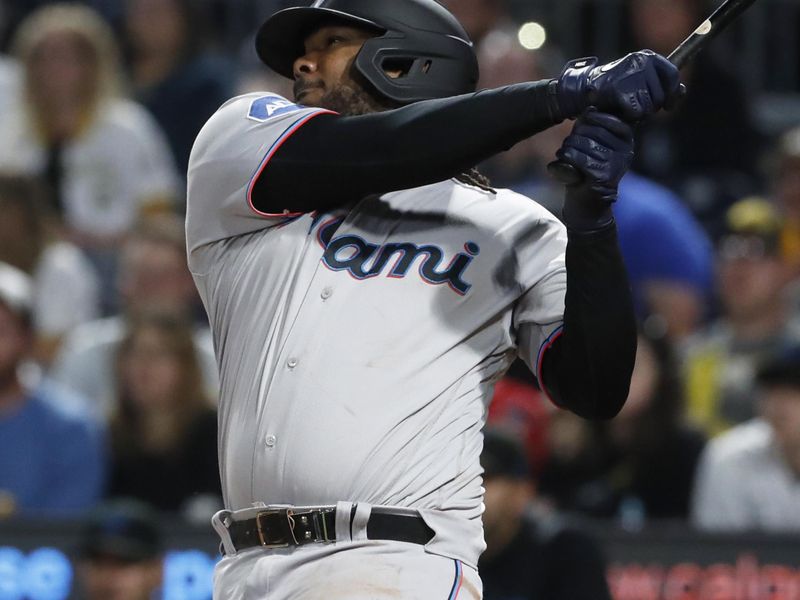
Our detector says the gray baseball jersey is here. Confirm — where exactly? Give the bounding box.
[186,92,567,568]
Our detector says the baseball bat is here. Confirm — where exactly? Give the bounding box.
[547,0,761,186]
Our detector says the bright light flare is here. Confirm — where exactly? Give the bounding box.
[517,22,547,50]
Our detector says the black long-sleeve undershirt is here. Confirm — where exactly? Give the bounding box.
[252,81,636,420]
[540,225,637,420]
[253,81,561,213]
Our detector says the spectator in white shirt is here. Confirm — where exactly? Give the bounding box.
[0,173,99,365]
[0,4,179,309]
[0,53,20,117]
[691,345,800,532]
[51,215,217,419]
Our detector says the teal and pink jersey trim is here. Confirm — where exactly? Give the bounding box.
[247,108,336,219]
[535,324,564,406]
[448,560,464,600]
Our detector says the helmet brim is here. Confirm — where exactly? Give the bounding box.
[256,7,384,80]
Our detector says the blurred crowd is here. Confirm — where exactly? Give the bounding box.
[1,0,800,589]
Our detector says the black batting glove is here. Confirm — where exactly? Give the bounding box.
[556,109,635,231]
[553,50,686,122]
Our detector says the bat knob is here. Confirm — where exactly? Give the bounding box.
[547,160,584,186]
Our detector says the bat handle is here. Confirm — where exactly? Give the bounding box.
[547,48,684,187]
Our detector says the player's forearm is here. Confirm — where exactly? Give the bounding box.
[541,223,637,420]
[253,81,562,213]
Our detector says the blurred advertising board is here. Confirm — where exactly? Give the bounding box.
[1,519,799,599]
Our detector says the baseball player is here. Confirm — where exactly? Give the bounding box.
[186,1,683,598]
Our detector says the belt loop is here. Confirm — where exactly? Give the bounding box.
[211,510,237,556]
[351,502,372,541]
[335,501,353,542]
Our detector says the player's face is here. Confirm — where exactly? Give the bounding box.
[292,24,375,108]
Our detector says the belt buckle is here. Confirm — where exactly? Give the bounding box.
[255,509,294,548]
[255,508,335,548]
[290,509,334,544]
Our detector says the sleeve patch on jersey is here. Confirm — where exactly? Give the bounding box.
[247,95,304,122]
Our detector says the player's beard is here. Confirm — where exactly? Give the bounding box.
[318,84,378,115]
[318,72,401,116]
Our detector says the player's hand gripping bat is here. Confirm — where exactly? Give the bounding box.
[547,0,761,186]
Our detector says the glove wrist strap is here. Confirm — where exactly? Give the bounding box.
[562,187,615,232]
[555,57,599,120]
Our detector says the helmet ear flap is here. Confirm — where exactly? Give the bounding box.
[353,35,478,105]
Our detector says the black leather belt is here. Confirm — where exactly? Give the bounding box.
[226,506,435,553]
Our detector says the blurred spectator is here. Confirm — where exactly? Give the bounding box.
[538,330,706,522]
[51,215,217,418]
[76,499,163,600]
[476,28,567,188]
[123,0,235,176]
[0,51,20,117]
[107,312,221,518]
[478,29,713,340]
[1,0,124,44]
[773,127,800,272]
[683,198,800,436]
[626,0,764,234]
[487,372,552,479]
[479,428,612,600]
[0,173,100,364]
[614,174,714,339]
[0,262,105,516]
[0,3,179,305]
[691,345,800,532]
[438,0,509,45]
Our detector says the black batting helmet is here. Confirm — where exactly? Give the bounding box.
[255,0,479,105]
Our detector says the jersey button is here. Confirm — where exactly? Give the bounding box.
[265,435,277,448]
[321,287,333,300]
[287,357,298,369]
